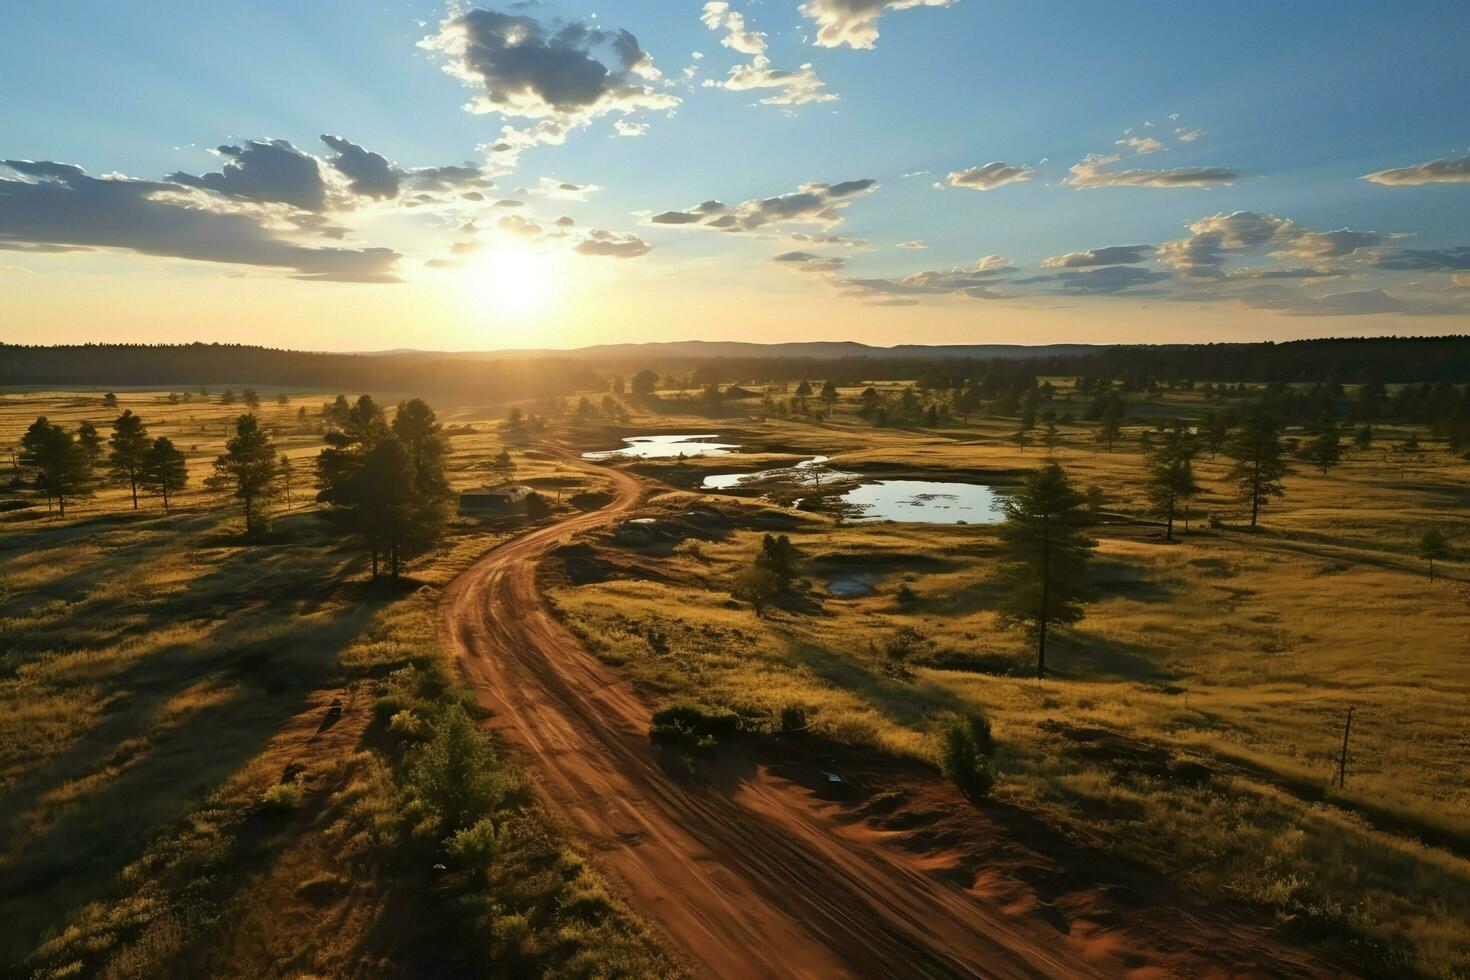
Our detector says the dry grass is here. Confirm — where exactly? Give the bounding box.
[0,389,667,978]
[551,388,1470,976]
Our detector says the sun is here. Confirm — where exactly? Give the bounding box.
[467,240,556,317]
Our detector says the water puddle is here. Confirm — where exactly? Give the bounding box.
[583,434,739,460]
[838,480,1004,524]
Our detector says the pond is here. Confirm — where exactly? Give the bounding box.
[838,480,1005,524]
[583,434,740,460]
[702,455,857,490]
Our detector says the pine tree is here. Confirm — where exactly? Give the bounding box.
[207,415,279,539]
[995,463,1097,677]
[1226,414,1290,527]
[140,436,188,511]
[20,417,93,516]
[1144,424,1201,541]
[107,409,151,509]
[1299,417,1343,475]
[1418,528,1449,581]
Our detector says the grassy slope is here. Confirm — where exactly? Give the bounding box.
[0,390,674,978]
[550,387,1470,977]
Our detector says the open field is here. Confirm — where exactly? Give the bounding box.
[3,380,1468,977]
[542,385,1470,976]
[0,389,670,978]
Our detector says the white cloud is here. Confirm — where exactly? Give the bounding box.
[1116,136,1166,155]
[800,0,957,50]
[713,56,837,105]
[700,2,767,55]
[650,179,878,232]
[1362,152,1470,186]
[1066,153,1237,189]
[946,162,1035,191]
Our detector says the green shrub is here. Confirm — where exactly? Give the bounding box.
[259,782,303,814]
[940,710,996,801]
[406,703,505,831]
[779,703,808,734]
[650,701,743,753]
[446,816,499,870]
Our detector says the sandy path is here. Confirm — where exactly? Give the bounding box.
[441,454,1330,979]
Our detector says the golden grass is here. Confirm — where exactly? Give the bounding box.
[551,390,1470,976]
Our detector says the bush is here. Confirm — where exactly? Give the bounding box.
[779,704,808,734]
[940,711,996,801]
[406,703,505,831]
[446,816,499,870]
[259,782,303,814]
[650,701,743,753]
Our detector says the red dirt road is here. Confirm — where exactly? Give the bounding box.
[442,457,1332,979]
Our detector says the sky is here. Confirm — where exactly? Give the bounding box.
[2,0,1468,351]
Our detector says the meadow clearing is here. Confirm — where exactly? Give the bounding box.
[2,379,1467,977]
[547,382,1470,977]
[0,388,669,978]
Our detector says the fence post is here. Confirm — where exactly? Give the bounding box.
[1337,706,1355,789]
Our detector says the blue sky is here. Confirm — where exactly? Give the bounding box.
[2,1,1468,348]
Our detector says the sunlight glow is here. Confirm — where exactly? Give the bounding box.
[467,241,557,318]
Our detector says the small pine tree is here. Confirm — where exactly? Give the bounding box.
[1418,528,1449,581]
[1226,414,1290,527]
[207,415,279,539]
[140,436,188,511]
[107,409,151,509]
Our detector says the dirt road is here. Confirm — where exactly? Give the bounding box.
[442,456,1330,978]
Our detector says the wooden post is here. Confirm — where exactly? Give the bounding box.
[1337,706,1355,789]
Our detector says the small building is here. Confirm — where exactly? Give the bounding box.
[459,484,535,515]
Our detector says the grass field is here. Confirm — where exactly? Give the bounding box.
[2,382,1466,976]
[0,389,669,978]
[548,386,1470,976]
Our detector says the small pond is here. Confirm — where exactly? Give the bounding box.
[583,434,739,460]
[702,455,857,490]
[838,480,1004,524]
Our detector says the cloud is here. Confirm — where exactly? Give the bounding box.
[575,229,652,258]
[700,2,766,55]
[531,177,600,200]
[1239,286,1470,317]
[320,134,400,199]
[800,0,957,50]
[841,255,1016,299]
[771,250,846,274]
[1066,153,1237,189]
[1175,128,1203,143]
[167,139,328,211]
[614,119,649,137]
[787,232,873,249]
[421,8,679,152]
[0,159,399,282]
[1116,136,1166,155]
[405,164,494,192]
[650,179,877,232]
[1362,152,1470,186]
[897,240,929,249]
[712,56,836,105]
[1041,244,1153,268]
[1156,211,1380,277]
[946,162,1035,191]
[1370,246,1470,271]
[1015,265,1170,295]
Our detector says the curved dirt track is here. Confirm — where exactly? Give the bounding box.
[442,453,1331,979]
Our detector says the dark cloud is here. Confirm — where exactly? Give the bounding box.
[0,160,399,282]
[1015,265,1169,295]
[406,164,494,191]
[168,138,328,211]
[1371,246,1470,271]
[422,8,677,148]
[771,250,846,273]
[321,134,399,199]
[841,256,1015,299]
[575,229,652,258]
